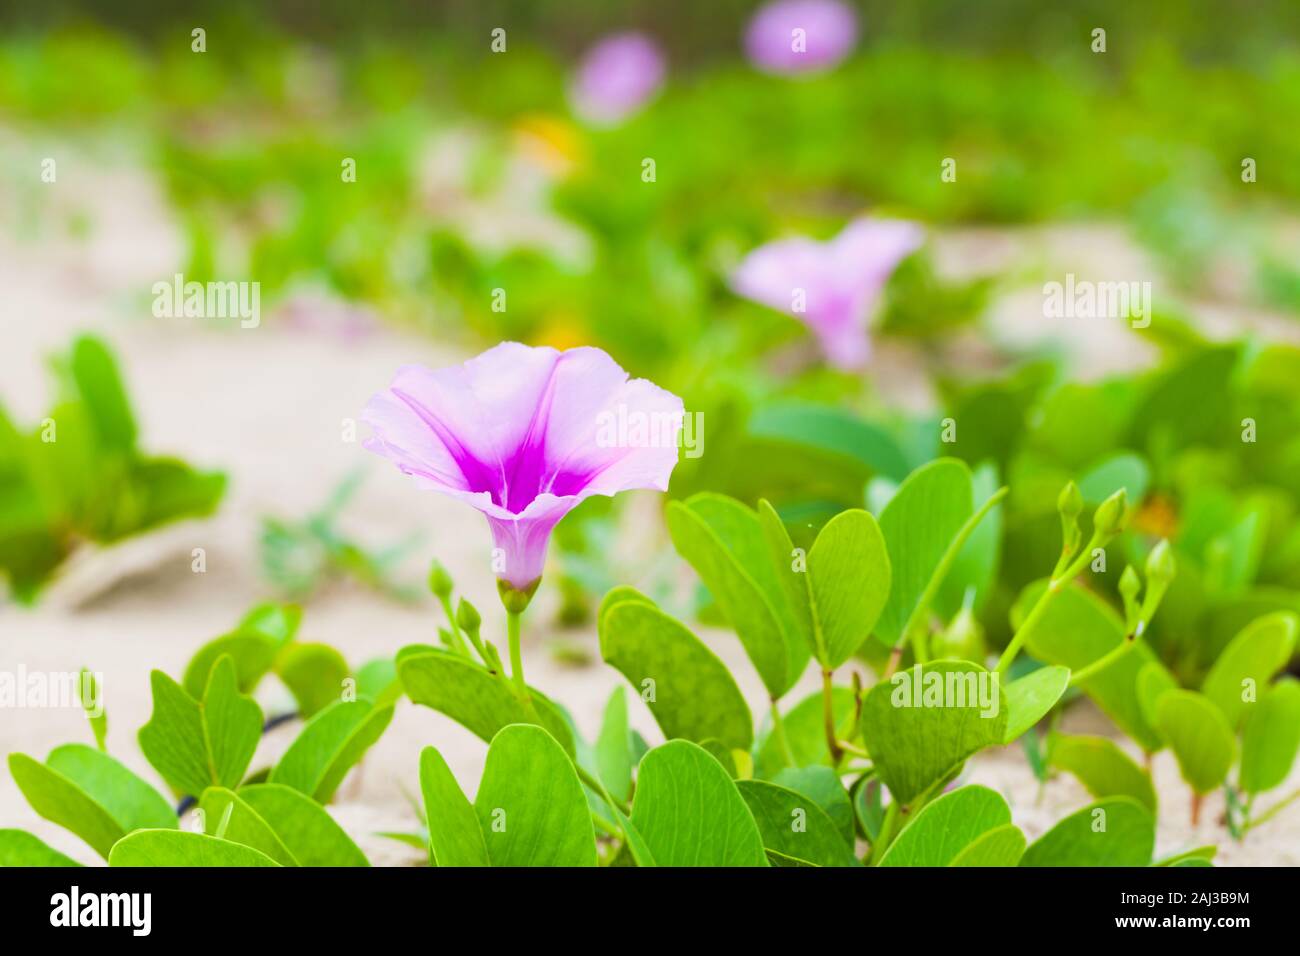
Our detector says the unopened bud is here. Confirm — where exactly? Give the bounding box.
[428,560,454,599]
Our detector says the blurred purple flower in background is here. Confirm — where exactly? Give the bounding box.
[744,0,859,75]
[569,32,666,126]
[362,343,683,596]
[731,218,924,370]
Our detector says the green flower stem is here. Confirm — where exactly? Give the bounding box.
[507,609,530,707]
[576,762,631,817]
[770,698,797,768]
[995,534,1097,676]
[1243,788,1300,834]
[1068,632,1138,686]
[822,669,844,764]
[437,595,472,658]
[868,800,902,866]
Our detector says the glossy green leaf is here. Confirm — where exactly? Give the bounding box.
[0,829,83,867]
[807,509,891,668]
[269,698,393,803]
[771,765,855,848]
[8,754,125,861]
[418,746,489,867]
[1201,612,1298,729]
[474,725,596,867]
[139,656,262,797]
[949,824,1027,866]
[181,629,280,698]
[397,647,574,755]
[355,656,402,707]
[1002,665,1071,743]
[1048,735,1158,813]
[45,744,176,832]
[276,643,351,718]
[875,459,973,646]
[879,785,1011,867]
[1137,662,1179,737]
[108,830,281,867]
[1154,690,1236,795]
[737,780,859,867]
[595,687,633,803]
[238,784,368,866]
[1077,452,1150,505]
[69,335,136,453]
[1240,678,1300,794]
[598,596,752,750]
[631,740,768,867]
[861,661,1007,805]
[1020,798,1155,866]
[746,401,911,483]
[77,668,107,752]
[936,462,1004,616]
[666,494,808,697]
[198,787,298,866]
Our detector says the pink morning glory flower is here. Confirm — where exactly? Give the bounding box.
[361,343,683,598]
[730,218,923,370]
[569,32,666,126]
[744,0,859,75]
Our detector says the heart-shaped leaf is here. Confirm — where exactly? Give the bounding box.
[771,766,855,848]
[875,459,974,646]
[630,740,768,867]
[0,829,83,867]
[1016,582,1169,751]
[737,780,859,867]
[269,698,393,803]
[1154,690,1236,795]
[1048,735,1157,812]
[666,494,808,697]
[950,824,1026,867]
[861,661,1007,805]
[108,830,281,867]
[879,785,1013,867]
[755,687,857,778]
[419,746,489,867]
[1201,611,1298,730]
[139,656,262,797]
[397,646,574,755]
[1002,665,1071,743]
[1240,677,1300,794]
[237,784,368,866]
[599,593,752,750]
[474,724,596,867]
[275,643,351,718]
[1020,798,1155,866]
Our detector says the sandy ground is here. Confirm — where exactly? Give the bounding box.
[1,140,1297,866]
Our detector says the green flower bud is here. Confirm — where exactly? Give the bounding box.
[428,560,454,599]
[1119,565,1141,603]
[1057,480,1083,519]
[1145,539,1175,585]
[456,598,481,635]
[1092,489,1129,540]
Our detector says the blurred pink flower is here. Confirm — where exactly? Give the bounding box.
[362,343,683,592]
[731,218,923,370]
[570,32,666,126]
[744,0,859,75]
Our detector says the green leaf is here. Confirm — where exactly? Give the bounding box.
[737,780,859,867]
[198,787,298,866]
[77,668,107,752]
[747,401,911,482]
[397,647,574,755]
[1154,691,1236,795]
[936,462,1004,616]
[418,746,489,867]
[1016,582,1169,751]
[879,785,1012,867]
[1240,678,1300,794]
[755,687,856,778]
[181,628,280,698]
[69,335,136,453]
[666,494,808,697]
[1077,452,1150,506]
[1020,798,1156,866]
[0,829,83,866]
[1137,662,1179,736]
[861,661,1007,805]
[949,824,1027,867]
[1153,845,1218,867]
[355,656,402,707]
[771,765,856,848]
[108,830,281,867]
[595,687,633,803]
[598,596,752,750]
[875,459,975,646]
[1201,612,1298,730]
[1002,665,1071,743]
[609,803,657,867]
[1048,735,1158,813]
[238,784,368,866]
[275,643,351,718]
[630,740,768,867]
[269,698,393,803]
[807,510,891,668]
[139,656,262,796]
[45,744,176,833]
[239,602,302,645]
[7,754,125,860]
[474,725,596,867]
